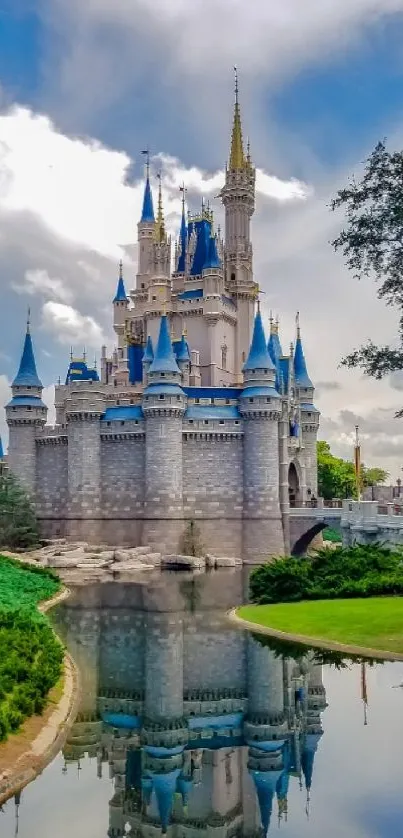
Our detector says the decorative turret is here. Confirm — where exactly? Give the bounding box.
[143,315,186,552]
[113,259,128,305]
[142,335,154,380]
[268,316,283,390]
[176,187,187,274]
[175,330,191,385]
[294,314,319,498]
[240,307,284,561]
[137,150,156,288]
[294,313,313,393]
[150,174,171,289]
[6,313,47,494]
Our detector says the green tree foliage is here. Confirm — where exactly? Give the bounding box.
[0,471,40,549]
[250,543,403,605]
[331,141,403,409]
[317,441,388,499]
[179,520,204,557]
[0,556,62,741]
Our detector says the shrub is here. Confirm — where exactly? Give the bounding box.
[250,544,403,604]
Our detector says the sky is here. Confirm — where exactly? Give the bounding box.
[2,0,403,477]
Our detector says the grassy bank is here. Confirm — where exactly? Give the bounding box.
[0,556,63,742]
[237,598,403,655]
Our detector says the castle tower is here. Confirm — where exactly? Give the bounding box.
[294,314,319,497]
[113,260,129,384]
[142,334,154,380]
[240,308,284,562]
[65,383,105,541]
[136,153,155,289]
[150,176,171,291]
[6,315,47,494]
[220,70,256,382]
[176,331,191,386]
[142,314,186,551]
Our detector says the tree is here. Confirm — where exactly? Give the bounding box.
[317,441,389,499]
[0,470,40,549]
[331,141,403,413]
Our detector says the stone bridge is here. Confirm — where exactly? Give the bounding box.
[289,500,403,555]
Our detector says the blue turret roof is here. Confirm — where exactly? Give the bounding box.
[203,235,221,271]
[13,326,42,388]
[301,732,322,790]
[176,333,191,363]
[153,769,181,833]
[113,261,128,303]
[143,335,154,364]
[268,325,283,367]
[177,776,193,806]
[141,172,155,223]
[189,217,212,275]
[243,310,275,372]
[294,327,313,389]
[65,359,99,385]
[149,315,181,375]
[0,437,4,459]
[177,203,187,273]
[250,770,282,835]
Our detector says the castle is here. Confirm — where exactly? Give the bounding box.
[5,80,319,562]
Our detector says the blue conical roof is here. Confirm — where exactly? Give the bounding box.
[177,204,187,273]
[141,173,155,223]
[13,327,42,388]
[143,335,154,364]
[176,333,190,363]
[301,732,322,790]
[113,262,128,303]
[149,316,181,375]
[250,771,281,835]
[203,235,221,271]
[294,333,313,388]
[268,328,283,368]
[153,769,181,833]
[243,310,275,372]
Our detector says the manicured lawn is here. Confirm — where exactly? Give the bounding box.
[237,598,403,654]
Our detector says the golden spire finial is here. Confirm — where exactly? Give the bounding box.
[229,66,246,171]
[83,347,86,362]
[154,172,166,243]
[26,307,31,334]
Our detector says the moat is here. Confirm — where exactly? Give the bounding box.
[3,569,403,837]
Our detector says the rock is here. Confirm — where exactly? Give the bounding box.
[97,550,115,562]
[142,552,161,565]
[76,560,111,569]
[131,546,153,556]
[114,549,133,562]
[108,560,146,572]
[162,554,205,570]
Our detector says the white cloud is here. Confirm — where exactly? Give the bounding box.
[13,268,74,303]
[42,301,106,349]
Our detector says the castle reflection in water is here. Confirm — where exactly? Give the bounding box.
[53,570,327,837]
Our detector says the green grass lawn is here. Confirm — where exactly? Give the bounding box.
[237,598,403,654]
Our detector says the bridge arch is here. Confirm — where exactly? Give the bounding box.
[291,522,328,557]
[288,460,302,509]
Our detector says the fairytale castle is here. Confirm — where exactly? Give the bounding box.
[5,80,319,562]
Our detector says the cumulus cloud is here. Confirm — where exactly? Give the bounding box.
[13,268,74,303]
[42,301,106,349]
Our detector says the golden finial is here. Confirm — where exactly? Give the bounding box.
[154,172,166,243]
[26,307,31,334]
[229,65,246,171]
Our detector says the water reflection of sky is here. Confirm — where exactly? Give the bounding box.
[2,577,403,838]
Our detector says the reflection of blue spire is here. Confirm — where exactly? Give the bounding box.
[149,315,181,375]
[301,732,322,790]
[250,770,281,835]
[177,775,193,807]
[141,777,153,806]
[13,317,43,388]
[141,169,155,223]
[294,314,313,388]
[153,769,181,833]
[243,309,275,372]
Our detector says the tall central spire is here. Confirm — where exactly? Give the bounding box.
[154,173,166,243]
[229,67,246,171]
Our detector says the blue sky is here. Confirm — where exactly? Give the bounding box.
[2,0,403,472]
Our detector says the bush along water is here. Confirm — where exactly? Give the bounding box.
[250,544,403,605]
[0,556,62,742]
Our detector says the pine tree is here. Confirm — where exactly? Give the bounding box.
[0,469,40,549]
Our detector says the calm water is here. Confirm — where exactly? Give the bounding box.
[3,569,403,838]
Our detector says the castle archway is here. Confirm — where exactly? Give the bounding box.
[291,522,327,557]
[288,462,302,509]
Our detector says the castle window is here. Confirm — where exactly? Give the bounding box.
[107,422,111,427]
[249,398,253,403]
[161,372,165,377]
[130,399,134,404]
[141,283,145,289]
[235,420,240,425]
[204,420,209,425]
[189,419,194,424]
[27,406,31,410]
[211,398,215,404]
[195,398,200,404]
[219,420,225,425]
[159,395,165,400]
[226,399,230,405]
[231,272,235,282]
[152,295,157,301]
[176,396,180,401]
[120,421,125,426]
[135,420,138,425]
[116,399,120,405]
